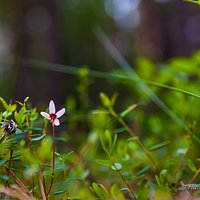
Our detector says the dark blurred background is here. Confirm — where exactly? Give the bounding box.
[0,0,199,106]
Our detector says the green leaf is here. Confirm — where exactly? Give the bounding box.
[155,175,165,188]
[120,104,137,118]
[53,190,66,195]
[148,181,158,190]
[100,130,117,155]
[12,153,21,159]
[127,166,151,180]
[0,97,8,110]
[29,127,42,131]
[177,148,187,155]
[192,134,200,145]
[30,134,45,142]
[24,97,29,103]
[0,175,9,181]
[14,107,26,126]
[120,188,129,191]
[62,151,75,162]
[149,140,171,151]
[0,160,7,166]
[111,184,125,200]
[99,130,111,154]
[111,163,122,171]
[67,177,83,181]
[0,98,16,117]
[135,166,151,177]
[92,183,110,200]
[187,159,197,173]
[184,0,199,4]
[115,127,126,133]
[95,159,111,167]
[37,137,52,161]
[55,163,65,171]
[100,93,112,108]
[9,104,17,112]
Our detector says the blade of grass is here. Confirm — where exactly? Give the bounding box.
[23,58,200,101]
[23,57,200,130]
[94,26,187,130]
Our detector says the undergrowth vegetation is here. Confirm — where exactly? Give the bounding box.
[1,50,200,199]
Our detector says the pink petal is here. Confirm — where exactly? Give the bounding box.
[56,108,65,118]
[53,119,60,126]
[49,100,55,113]
[40,112,50,120]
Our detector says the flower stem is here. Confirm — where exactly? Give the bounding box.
[110,108,159,171]
[46,125,56,197]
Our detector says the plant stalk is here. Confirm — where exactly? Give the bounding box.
[110,108,159,171]
[108,155,137,200]
[46,125,56,197]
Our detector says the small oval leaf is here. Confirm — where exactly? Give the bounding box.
[111,163,122,171]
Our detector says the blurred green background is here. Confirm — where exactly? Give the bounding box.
[1,0,200,139]
[1,1,200,198]
[1,0,200,104]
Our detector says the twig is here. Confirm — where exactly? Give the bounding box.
[4,165,32,196]
[38,172,47,200]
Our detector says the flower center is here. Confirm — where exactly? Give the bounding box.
[49,113,57,121]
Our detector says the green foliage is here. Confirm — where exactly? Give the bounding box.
[14,107,26,126]
[99,130,117,156]
[184,0,200,5]
[90,183,110,200]
[2,50,200,199]
[111,184,125,200]
[100,92,112,108]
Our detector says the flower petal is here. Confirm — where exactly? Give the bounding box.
[56,108,65,118]
[49,100,55,113]
[53,119,60,126]
[40,112,50,120]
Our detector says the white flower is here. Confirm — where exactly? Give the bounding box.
[40,100,65,126]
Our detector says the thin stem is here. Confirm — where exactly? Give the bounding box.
[32,178,35,197]
[43,174,46,195]
[190,167,200,183]
[108,155,136,200]
[110,108,159,171]
[6,148,14,186]
[38,172,47,200]
[62,160,70,199]
[46,125,56,197]
[4,165,32,196]
[24,104,30,129]
[173,145,190,180]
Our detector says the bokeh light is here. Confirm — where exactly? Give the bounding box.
[104,0,141,29]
